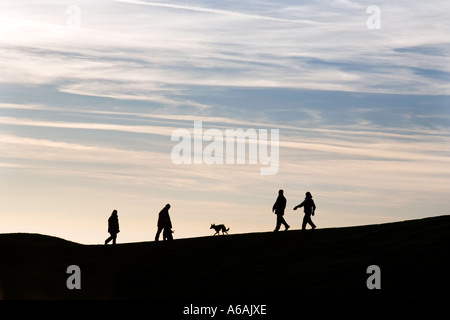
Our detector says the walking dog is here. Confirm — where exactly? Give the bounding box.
[210,224,229,235]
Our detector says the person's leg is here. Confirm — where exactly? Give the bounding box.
[155,227,163,241]
[302,215,308,230]
[308,217,316,229]
[304,215,316,229]
[166,228,173,241]
[163,228,173,241]
[280,216,290,230]
[112,233,117,245]
[105,233,114,245]
[274,215,282,231]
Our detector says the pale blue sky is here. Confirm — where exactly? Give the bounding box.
[0,0,449,243]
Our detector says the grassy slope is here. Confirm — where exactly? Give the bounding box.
[0,216,449,300]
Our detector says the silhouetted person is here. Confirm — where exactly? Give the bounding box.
[294,192,316,230]
[105,209,120,245]
[273,189,290,231]
[155,204,173,241]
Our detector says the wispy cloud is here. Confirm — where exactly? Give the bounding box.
[1,0,449,95]
[113,0,322,25]
[0,116,174,136]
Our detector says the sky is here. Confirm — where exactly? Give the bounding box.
[0,0,449,244]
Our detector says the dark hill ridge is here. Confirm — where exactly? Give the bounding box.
[0,215,449,300]
[0,232,79,247]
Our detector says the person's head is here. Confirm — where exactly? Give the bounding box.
[112,209,118,216]
[278,189,284,195]
[305,192,312,198]
[165,204,171,210]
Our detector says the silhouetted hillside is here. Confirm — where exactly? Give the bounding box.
[0,233,79,247]
[0,216,449,300]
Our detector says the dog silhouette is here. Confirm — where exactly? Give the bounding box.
[210,223,229,235]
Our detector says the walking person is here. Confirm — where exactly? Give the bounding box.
[273,189,290,232]
[294,192,316,230]
[105,209,120,245]
[155,204,173,241]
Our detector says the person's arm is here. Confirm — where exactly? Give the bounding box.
[294,200,305,210]
[273,196,280,213]
[312,200,316,215]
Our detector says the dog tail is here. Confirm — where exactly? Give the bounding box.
[226,228,229,232]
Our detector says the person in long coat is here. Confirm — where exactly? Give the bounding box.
[155,204,173,241]
[105,209,120,245]
[273,189,290,231]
